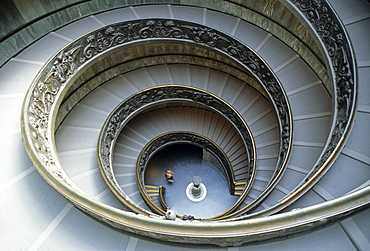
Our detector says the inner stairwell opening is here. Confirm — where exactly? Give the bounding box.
[144,143,239,218]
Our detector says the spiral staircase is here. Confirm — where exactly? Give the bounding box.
[1,0,370,250]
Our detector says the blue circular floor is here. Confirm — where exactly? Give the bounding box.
[144,144,239,219]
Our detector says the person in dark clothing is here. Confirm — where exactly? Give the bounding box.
[165,170,174,183]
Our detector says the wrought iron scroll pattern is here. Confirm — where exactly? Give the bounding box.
[292,0,356,181]
[137,132,232,179]
[137,132,234,211]
[99,86,254,183]
[18,3,363,244]
[26,19,291,187]
[27,46,82,184]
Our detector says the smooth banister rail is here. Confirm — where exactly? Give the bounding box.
[97,86,256,218]
[135,131,241,218]
[223,0,359,220]
[22,11,367,245]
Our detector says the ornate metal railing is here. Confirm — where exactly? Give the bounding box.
[97,85,255,216]
[135,131,236,216]
[22,14,358,245]
[292,0,357,178]
[225,0,359,220]
[23,20,292,196]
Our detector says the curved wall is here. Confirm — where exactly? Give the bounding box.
[1,0,370,250]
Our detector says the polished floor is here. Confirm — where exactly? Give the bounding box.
[144,144,239,219]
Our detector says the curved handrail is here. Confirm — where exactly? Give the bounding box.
[226,0,359,220]
[98,85,255,217]
[59,19,292,216]
[158,186,168,211]
[135,131,236,216]
[21,18,299,245]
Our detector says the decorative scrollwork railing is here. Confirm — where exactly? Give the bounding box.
[292,0,356,180]
[136,131,237,216]
[21,17,300,245]
[137,131,234,188]
[23,19,292,190]
[97,85,255,216]
[227,0,359,219]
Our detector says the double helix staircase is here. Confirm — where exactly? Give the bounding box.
[1,0,370,250]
